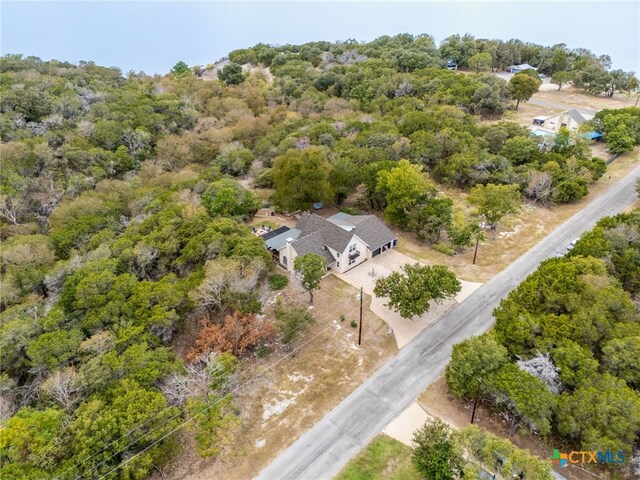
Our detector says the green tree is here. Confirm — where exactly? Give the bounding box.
[374,263,461,318]
[171,61,190,75]
[412,418,463,480]
[219,62,244,85]
[557,374,640,452]
[468,52,492,72]
[407,197,453,243]
[457,425,555,480]
[551,341,599,390]
[446,334,509,398]
[272,147,333,211]
[63,379,181,479]
[602,335,640,389]
[186,395,239,458]
[0,407,66,478]
[274,307,316,344]
[468,183,520,232]
[509,73,541,109]
[550,71,572,91]
[27,330,84,370]
[486,364,557,436]
[499,136,539,165]
[605,122,636,153]
[212,147,254,176]
[294,253,326,304]
[201,178,261,218]
[376,159,435,226]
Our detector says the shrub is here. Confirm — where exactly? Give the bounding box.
[268,274,288,290]
[339,314,345,322]
[432,242,455,256]
[351,320,358,328]
[340,206,365,215]
[274,307,315,344]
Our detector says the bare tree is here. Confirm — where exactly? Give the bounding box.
[133,243,159,279]
[525,171,553,205]
[159,352,236,406]
[190,257,266,319]
[0,194,26,225]
[41,367,84,412]
[517,354,561,394]
[0,376,17,421]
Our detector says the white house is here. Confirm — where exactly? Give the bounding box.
[262,212,397,274]
[531,109,594,134]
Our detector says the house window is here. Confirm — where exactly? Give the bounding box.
[336,252,340,258]
[283,256,287,265]
[349,257,356,265]
[336,262,340,268]
[349,244,357,252]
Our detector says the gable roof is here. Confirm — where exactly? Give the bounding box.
[291,230,336,264]
[295,213,353,252]
[353,216,396,249]
[546,109,589,125]
[565,109,587,124]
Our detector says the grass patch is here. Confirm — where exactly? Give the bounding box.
[336,434,420,480]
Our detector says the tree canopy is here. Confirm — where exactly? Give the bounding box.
[374,263,461,318]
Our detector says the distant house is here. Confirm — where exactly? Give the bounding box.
[532,109,594,133]
[262,212,397,274]
[509,63,538,74]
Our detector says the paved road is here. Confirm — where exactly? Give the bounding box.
[258,164,640,480]
[528,97,598,116]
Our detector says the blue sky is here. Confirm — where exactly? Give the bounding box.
[2,1,638,74]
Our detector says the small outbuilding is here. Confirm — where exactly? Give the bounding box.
[509,63,538,74]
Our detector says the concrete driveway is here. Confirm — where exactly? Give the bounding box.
[333,249,482,348]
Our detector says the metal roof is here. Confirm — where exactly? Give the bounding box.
[265,228,301,251]
[261,225,291,241]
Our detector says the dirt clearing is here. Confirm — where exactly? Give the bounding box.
[163,275,397,480]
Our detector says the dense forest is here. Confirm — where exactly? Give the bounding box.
[1,33,639,478]
[446,210,640,475]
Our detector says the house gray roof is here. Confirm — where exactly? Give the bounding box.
[290,230,336,264]
[327,212,370,230]
[265,228,301,251]
[295,213,352,252]
[353,216,396,249]
[565,109,587,125]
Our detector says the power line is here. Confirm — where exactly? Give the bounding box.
[60,302,363,479]
[94,308,360,480]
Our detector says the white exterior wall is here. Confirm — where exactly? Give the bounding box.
[280,242,296,273]
[542,113,581,132]
[339,236,369,273]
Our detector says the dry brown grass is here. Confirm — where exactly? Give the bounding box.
[534,85,638,111]
[162,275,397,480]
[398,148,640,283]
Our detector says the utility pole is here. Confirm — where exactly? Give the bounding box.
[470,379,482,424]
[358,286,363,346]
[473,233,480,265]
